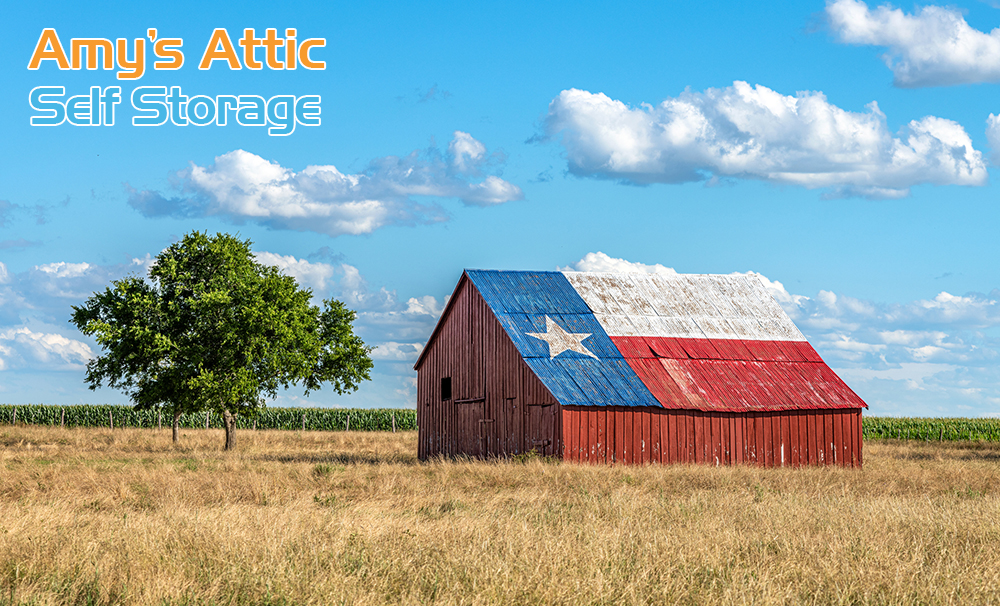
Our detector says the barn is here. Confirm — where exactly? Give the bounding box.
[414,270,867,467]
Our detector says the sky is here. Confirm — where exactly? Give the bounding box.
[2,0,1000,417]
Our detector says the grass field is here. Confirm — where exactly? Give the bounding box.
[2,426,1000,605]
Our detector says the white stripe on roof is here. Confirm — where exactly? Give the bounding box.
[562,272,806,341]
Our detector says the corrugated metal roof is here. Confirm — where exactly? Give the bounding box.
[456,269,866,412]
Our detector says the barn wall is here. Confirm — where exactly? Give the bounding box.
[417,278,560,459]
[561,406,862,467]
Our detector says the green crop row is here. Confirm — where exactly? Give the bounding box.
[0,404,416,432]
[4,407,996,442]
[863,416,1000,442]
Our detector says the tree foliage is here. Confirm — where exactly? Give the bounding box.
[70,232,373,447]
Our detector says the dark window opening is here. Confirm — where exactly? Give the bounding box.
[441,377,452,401]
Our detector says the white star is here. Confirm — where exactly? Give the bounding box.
[526,316,598,359]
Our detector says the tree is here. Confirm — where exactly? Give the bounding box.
[70,231,374,449]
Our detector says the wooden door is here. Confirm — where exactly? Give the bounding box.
[525,403,558,456]
[456,400,485,457]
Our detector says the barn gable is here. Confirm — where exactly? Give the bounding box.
[415,274,561,459]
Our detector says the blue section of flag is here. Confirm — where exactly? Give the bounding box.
[469,270,591,314]
[466,270,659,407]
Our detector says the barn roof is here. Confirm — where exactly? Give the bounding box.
[417,269,866,413]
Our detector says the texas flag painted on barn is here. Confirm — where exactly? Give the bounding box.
[464,270,866,412]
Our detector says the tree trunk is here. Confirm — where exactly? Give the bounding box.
[223,409,236,451]
[172,409,181,443]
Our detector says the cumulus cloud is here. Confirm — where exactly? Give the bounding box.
[449,131,487,173]
[0,257,149,326]
[0,255,153,374]
[827,0,1000,87]
[36,262,92,279]
[372,342,424,362]
[254,252,338,293]
[0,326,93,370]
[544,84,987,198]
[127,132,523,236]
[559,251,678,276]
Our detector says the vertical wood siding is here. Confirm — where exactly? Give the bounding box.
[417,277,560,459]
[561,406,863,468]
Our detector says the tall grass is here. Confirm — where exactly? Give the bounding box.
[2,426,1000,605]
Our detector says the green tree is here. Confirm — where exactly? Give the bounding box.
[70,232,373,449]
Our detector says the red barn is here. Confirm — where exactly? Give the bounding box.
[414,270,867,467]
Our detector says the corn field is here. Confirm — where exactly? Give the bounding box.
[863,416,1000,442]
[0,404,416,432]
[4,407,999,442]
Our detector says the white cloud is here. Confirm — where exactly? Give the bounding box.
[878,329,949,347]
[395,376,418,402]
[0,256,154,374]
[2,259,146,324]
[356,295,445,342]
[827,0,1000,87]
[0,326,93,370]
[36,262,92,278]
[371,342,424,361]
[465,175,524,206]
[403,295,445,317]
[128,133,523,236]
[988,114,1000,166]
[560,251,679,275]
[254,252,338,293]
[130,254,154,276]
[449,131,487,173]
[909,344,948,362]
[544,84,987,197]
[818,333,886,356]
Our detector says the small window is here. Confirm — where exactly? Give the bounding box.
[441,377,452,401]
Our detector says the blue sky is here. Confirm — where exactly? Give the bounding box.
[3,0,1000,416]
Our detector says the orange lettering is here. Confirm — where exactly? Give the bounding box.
[27,28,70,69]
[199,28,241,70]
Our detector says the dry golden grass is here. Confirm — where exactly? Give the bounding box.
[2,426,1000,605]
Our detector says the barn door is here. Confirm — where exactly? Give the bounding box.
[525,403,557,456]
[456,400,485,457]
